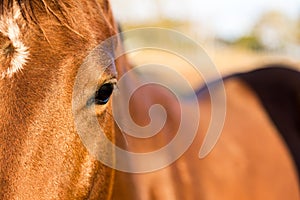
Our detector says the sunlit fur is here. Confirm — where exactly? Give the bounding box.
[0,0,117,199]
[0,0,299,200]
[112,69,299,200]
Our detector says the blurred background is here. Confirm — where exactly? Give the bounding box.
[110,0,300,83]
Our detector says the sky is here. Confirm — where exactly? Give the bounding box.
[110,0,300,40]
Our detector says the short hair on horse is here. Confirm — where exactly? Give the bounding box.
[0,0,70,24]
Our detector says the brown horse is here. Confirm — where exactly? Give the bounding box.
[0,1,299,200]
[0,0,118,199]
[112,65,300,200]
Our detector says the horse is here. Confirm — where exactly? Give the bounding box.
[0,0,118,199]
[0,1,299,200]
[112,64,300,200]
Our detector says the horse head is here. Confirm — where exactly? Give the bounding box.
[0,1,119,199]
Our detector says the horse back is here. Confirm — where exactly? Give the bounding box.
[113,65,300,199]
[235,65,300,178]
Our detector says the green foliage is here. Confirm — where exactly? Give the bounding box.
[232,35,264,51]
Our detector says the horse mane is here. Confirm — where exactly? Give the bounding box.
[0,0,89,41]
[0,0,71,25]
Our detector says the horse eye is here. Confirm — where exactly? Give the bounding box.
[94,83,114,105]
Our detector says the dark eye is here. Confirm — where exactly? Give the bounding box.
[94,83,114,105]
[87,83,114,106]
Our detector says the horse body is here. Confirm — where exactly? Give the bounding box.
[112,72,299,200]
[238,66,300,174]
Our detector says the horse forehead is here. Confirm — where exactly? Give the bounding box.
[0,0,116,80]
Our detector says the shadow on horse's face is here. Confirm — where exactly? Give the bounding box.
[0,1,118,199]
